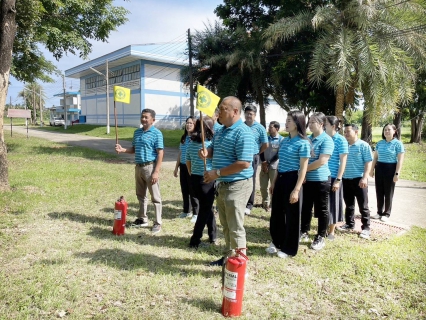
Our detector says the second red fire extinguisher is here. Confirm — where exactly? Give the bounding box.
[113,196,127,235]
[221,249,249,317]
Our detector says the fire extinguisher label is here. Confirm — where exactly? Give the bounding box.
[223,269,238,299]
[114,210,122,220]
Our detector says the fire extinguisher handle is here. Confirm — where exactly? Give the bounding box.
[235,248,249,260]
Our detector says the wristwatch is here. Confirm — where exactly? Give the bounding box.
[336,178,342,182]
[395,173,399,176]
[216,169,221,177]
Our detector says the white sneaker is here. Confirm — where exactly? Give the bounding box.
[359,229,371,239]
[265,243,277,254]
[380,216,389,222]
[371,214,381,219]
[244,208,251,215]
[190,215,198,223]
[277,251,289,258]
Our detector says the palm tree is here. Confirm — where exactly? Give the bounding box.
[264,0,426,121]
[18,82,46,124]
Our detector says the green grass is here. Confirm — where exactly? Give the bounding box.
[1,133,425,319]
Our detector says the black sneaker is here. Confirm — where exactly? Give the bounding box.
[311,235,325,251]
[130,218,149,228]
[337,224,354,232]
[209,257,224,266]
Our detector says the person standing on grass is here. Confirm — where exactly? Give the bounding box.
[200,96,254,266]
[299,112,334,251]
[266,111,310,258]
[115,109,164,234]
[324,116,348,240]
[259,121,284,212]
[337,123,373,239]
[370,124,405,222]
[243,105,268,216]
[187,118,217,248]
[173,116,199,222]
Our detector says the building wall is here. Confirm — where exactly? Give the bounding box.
[79,60,190,129]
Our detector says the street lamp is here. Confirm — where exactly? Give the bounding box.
[90,60,110,134]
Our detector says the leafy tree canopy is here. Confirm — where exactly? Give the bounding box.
[11,0,129,83]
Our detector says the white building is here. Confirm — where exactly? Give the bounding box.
[65,43,191,129]
[50,91,81,125]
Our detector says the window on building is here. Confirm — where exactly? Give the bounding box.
[85,64,140,89]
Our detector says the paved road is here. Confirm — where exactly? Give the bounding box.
[5,125,426,229]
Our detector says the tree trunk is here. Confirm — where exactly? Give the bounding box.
[258,91,266,128]
[335,86,345,120]
[393,109,402,140]
[410,113,424,143]
[361,112,372,144]
[0,0,17,191]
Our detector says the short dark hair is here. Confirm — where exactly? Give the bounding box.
[244,105,257,114]
[141,109,156,118]
[344,123,359,131]
[269,121,280,130]
[381,123,398,140]
[191,118,214,142]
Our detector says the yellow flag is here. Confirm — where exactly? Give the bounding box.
[196,84,220,117]
[114,86,131,104]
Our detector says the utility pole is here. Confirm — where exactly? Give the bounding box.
[188,28,194,116]
[63,75,67,129]
[32,85,36,124]
[90,61,110,134]
[39,87,43,126]
[106,60,110,134]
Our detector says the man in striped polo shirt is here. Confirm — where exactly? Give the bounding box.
[201,96,255,266]
[243,105,268,215]
[337,123,373,239]
[115,109,164,234]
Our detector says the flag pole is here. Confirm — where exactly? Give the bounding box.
[114,100,119,153]
[199,112,207,172]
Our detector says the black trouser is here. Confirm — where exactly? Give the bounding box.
[179,163,199,215]
[300,179,331,238]
[189,174,217,246]
[270,171,302,256]
[375,162,397,218]
[342,177,370,230]
[246,154,260,210]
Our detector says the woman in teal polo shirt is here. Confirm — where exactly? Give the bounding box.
[266,110,310,258]
[370,123,405,222]
[300,112,334,251]
[186,118,217,247]
[173,116,199,221]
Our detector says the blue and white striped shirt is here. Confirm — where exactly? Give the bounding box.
[343,139,373,179]
[246,121,268,154]
[277,135,311,173]
[376,139,405,163]
[186,140,213,176]
[179,136,191,164]
[132,126,164,164]
[329,133,349,178]
[210,119,254,182]
[306,132,334,181]
[213,122,223,134]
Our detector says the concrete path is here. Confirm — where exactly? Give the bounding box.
[4,125,426,229]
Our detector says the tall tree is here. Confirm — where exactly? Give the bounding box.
[0,0,128,191]
[18,82,46,124]
[264,0,426,123]
[0,0,17,191]
[409,71,426,143]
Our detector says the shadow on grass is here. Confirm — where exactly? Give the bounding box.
[74,248,219,277]
[183,297,221,314]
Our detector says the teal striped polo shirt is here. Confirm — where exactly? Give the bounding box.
[277,135,311,173]
[376,139,405,163]
[328,133,349,178]
[186,140,213,176]
[343,139,373,179]
[132,126,164,164]
[306,131,334,181]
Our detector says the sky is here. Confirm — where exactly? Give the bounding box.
[7,0,223,108]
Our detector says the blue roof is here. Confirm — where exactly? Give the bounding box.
[53,91,80,97]
[65,43,188,79]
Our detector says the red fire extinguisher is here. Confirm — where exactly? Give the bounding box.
[221,249,249,317]
[113,196,127,235]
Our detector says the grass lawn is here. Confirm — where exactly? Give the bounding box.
[1,133,425,319]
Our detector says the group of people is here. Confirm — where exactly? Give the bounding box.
[115,97,405,265]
